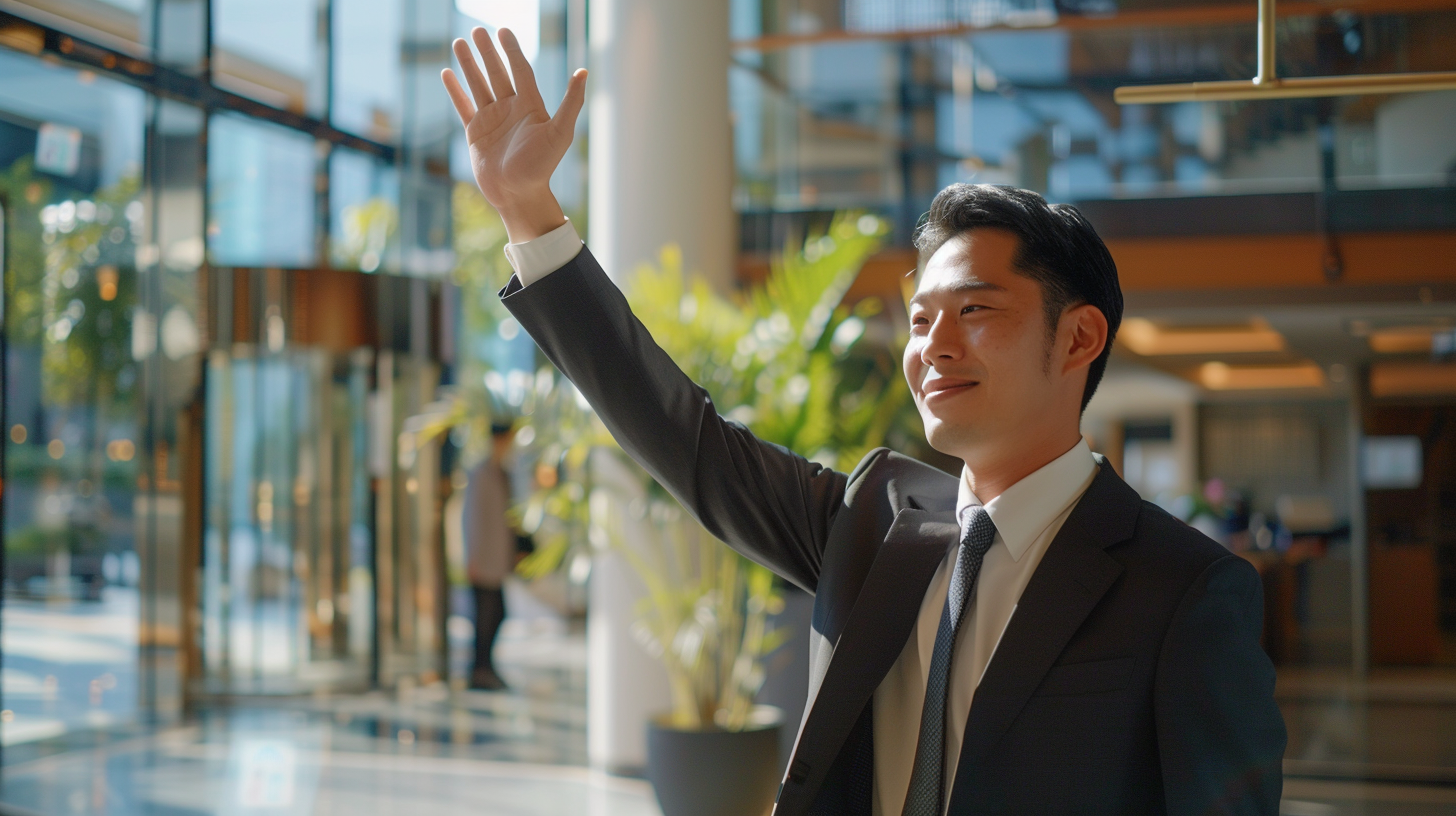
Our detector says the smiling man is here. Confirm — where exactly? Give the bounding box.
[443,28,1286,816]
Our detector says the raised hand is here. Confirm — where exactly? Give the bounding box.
[442,27,587,242]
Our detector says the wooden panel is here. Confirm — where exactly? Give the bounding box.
[1108,234,1327,290]
[1370,546,1442,664]
[292,268,374,351]
[232,267,254,344]
[739,231,1456,303]
[1339,232,1456,285]
[1107,231,1456,291]
[1371,363,1456,397]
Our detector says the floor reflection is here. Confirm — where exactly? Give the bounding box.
[0,732,659,816]
[1,588,140,747]
[0,610,653,816]
[7,590,1456,814]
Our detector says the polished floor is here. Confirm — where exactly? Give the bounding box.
[4,590,1456,814]
[1278,668,1456,815]
[0,732,660,816]
[0,607,661,816]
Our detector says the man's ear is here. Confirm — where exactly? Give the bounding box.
[1061,304,1108,375]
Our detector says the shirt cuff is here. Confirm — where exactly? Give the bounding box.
[503,220,583,287]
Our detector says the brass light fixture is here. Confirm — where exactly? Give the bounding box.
[1114,0,1456,103]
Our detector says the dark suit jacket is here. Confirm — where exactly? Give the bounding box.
[502,247,1287,816]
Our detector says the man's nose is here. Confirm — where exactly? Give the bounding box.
[921,313,963,364]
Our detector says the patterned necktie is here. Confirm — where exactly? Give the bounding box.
[902,506,998,816]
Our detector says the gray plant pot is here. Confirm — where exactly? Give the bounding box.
[646,708,784,816]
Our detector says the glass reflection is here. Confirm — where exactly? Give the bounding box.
[203,348,375,690]
[330,148,400,273]
[332,0,404,141]
[729,9,1456,208]
[212,0,326,115]
[1,55,147,749]
[207,113,318,269]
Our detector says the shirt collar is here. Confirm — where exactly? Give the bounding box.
[956,440,1098,563]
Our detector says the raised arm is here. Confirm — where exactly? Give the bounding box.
[442,30,847,590]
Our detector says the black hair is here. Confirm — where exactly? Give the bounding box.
[489,422,514,437]
[913,184,1122,411]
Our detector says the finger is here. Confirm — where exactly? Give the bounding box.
[552,68,588,136]
[441,69,477,126]
[498,28,543,107]
[451,38,494,108]
[471,26,515,99]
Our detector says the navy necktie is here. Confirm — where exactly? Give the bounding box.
[902,506,997,816]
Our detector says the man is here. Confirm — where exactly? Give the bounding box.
[442,28,1285,815]
[464,423,518,691]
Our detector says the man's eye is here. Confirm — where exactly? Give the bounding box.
[961,305,982,315]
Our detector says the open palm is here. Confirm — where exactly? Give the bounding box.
[442,28,585,226]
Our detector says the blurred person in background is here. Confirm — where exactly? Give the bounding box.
[464,422,517,692]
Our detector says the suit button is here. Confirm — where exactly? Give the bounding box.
[788,760,810,783]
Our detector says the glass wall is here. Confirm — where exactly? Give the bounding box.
[730,0,1456,229]
[0,0,564,756]
[207,113,318,269]
[0,50,149,748]
[212,0,327,115]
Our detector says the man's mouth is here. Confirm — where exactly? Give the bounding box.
[921,377,978,398]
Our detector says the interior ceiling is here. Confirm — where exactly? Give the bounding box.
[1118,296,1456,391]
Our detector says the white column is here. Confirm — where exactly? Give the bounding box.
[584,0,733,771]
[586,451,672,773]
[587,0,735,290]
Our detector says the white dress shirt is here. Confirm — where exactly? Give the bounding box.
[872,440,1096,815]
[503,220,584,287]
[503,224,1098,816]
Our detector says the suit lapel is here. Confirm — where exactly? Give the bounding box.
[776,507,957,813]
[957,460,1141,762]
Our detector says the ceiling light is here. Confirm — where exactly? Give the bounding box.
[1197,362,1326,390]
[1368,327,1436,354]
[1370,363,1456,397]
[1120,318,1285,356]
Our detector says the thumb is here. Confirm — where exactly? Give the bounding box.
[552,68,588,136]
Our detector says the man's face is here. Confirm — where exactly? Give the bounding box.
[903,228,1066,461]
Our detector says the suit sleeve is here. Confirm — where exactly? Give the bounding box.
[1154,554,1287,816]
[499,247,848,592]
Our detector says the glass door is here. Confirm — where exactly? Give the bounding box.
[202,346,376,691]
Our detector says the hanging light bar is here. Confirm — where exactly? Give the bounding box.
[1114,0,1456,103]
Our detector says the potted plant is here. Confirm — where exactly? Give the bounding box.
[518,213,913,816]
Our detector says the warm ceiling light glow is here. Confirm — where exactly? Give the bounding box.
[1120,318,1286,356]
[106,439,135,462]
[1367,326,1451,355]
[96,266,118,302]
[1197,362,1326,390]
[1370,363,1456,397]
